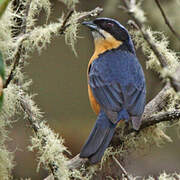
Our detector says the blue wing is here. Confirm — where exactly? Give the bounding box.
[89,49,146,128]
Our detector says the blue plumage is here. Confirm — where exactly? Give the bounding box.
[80,110,116,163]
[89,49,146,128]
[80,18,146,164]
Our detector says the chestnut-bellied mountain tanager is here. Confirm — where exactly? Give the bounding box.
[80,18,146,164]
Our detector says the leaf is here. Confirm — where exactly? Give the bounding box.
[0,0,10,18]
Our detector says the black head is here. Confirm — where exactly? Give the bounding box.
[82,17,130,42]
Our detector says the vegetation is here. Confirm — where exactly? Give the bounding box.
[0,0,179,179]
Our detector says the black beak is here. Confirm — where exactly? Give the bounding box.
[82,21,99,31]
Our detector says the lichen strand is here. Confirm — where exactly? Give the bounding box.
[0,4,15,65]
[64,10,96,55]
[146,172,180,180]
[0,147,14,180]
[0,85,24,179]
[100,146,123,169]
[129,0,146,23]
[22,94,69,179]
[24,20,63,53]
[129,28,179,79]
[70,166,97,180]
[29,122,70,179]
[27,0,51,29]
[64,11,80,56]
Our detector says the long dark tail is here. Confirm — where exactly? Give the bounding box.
[79,110,116,164]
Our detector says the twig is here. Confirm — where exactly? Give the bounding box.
[4,0,32,88]
[20,97,59,180]
[3,44,23,88]
[154,0,180,41]
[127,109,180,134]
[113,156,132,180]
[123,0,168,68]
[64,84,174,170]
[67,108,180,170]
[59,10,74,34]
[123,0,180,92]
[61,7,103,31]
[73,6,103,21]
[4,7,103,89]
[45,2,180,176]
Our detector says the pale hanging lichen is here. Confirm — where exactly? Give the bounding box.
[0,85,24,179]
[27,0,51,29]
[130,28,179,79]
[128,0,146,23]
[29,122,70,179]
[64,10,84,56]
[100,146,124,169]
[124,124,172,156]
[146,172,180,180]
[20,93,69,179]
[0,0,104,179]
[24,20,63,53]
[0,147,14,180]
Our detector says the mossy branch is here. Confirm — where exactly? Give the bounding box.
[122,0,168,68]
[20,96,59,180]
[1,0,179,179]
[122,0,180,92]
[3,4,103,180]
[3,6,103,89]
[4,0,32,88]
[64,84,179,170]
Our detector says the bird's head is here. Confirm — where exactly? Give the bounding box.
[82,18,135,53]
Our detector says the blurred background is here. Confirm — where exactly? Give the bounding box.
[7,0,180,179]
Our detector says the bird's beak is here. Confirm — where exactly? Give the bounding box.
[82,21,99,31]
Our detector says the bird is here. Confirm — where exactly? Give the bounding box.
[80,17,146,164]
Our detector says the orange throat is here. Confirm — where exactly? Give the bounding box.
[91,36,122,62]
[87,35,122,115]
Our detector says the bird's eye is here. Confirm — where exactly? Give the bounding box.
[106,22,114,28]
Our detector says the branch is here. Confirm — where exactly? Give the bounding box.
[59,10,74,34]
[63,83,176,170]
[20,97,59,180]
[10,6,103,180]
[59,7,103,34]
[122,0,167,68]
[45,2,180,176]
[154,0,180,41]
[4,0,32,88]
[67,109,180,170]
[112,156,132,180]
[122,0,180,92]
[3,7,103,89]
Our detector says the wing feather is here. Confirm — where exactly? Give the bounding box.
[89,50,146,123]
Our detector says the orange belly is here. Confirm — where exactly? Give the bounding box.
[88,84,100,115]
[87,36,122,115]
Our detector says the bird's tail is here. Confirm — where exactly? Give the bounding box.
[79,110,116,164]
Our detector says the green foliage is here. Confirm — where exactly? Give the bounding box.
[0,0,10,18]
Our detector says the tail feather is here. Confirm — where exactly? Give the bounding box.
[80,110,116,164]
